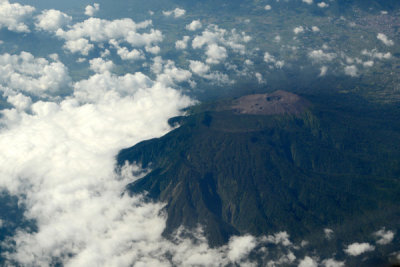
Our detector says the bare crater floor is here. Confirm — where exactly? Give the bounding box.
[231,90,311,115]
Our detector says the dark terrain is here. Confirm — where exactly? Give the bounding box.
[117,91,400,265]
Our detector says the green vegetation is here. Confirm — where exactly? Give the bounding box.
[118,92,400,253]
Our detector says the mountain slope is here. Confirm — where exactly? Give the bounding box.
[117,92,400,247]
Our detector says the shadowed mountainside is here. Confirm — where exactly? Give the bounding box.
[117,91,400,250]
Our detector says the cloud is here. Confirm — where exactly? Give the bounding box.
[319,66,328,76]
[363,60,374,67]
[186,20,202,31]
[361,49,391,60]
[267,251,296,266]
[189,60,210,76]
[118,47,145,60]
[175,36,190,50]
[35,9,72,32]
[245,59,253,65]
[109,39,145,61]
[6,93,32,111]
[202,71,232,85]
[56,18,152,43]
[344,65,358,77]
[55,18,161,56]
[322,258,345,267]
[0,83,299,264]
[0,0,35,33]
[344,242,375,256]
[264,52,275,63]
[312,26,320,32]
[377,33,394,46]
[89,58,115,73]
[188,60,232,84]
[255,72,264,84]
[264,232,292,246]
[374,228,395,245]
[298,256,318,267]
[293,26,304,35]
[227,235,256,262]
[308,50,336,62]
[318,2,329,8]
[163,8,186,18]
[63,38,94,56]
[145,45,160,55]
[303,0,313,4]
[324,228,334,239]
[205,44,227,64]
[150,57,192,86]
[264,5,272,10]
[192,25,251,63]
[0,63,195,266]
[264,52,285,68]
[85,3,100,17]
[0,52,71,97]
[73,71,153,103]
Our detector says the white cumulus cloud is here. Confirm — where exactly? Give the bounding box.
[0,67,194,266]
[189,60,210,76]
[377,33,394,46]
[0,52,71,97]
[89,58,115,73]
[0,0,35,33]
[308,49,336,62]
[35,9,72,32]
[361,49,391,60]
[298,256,318,267]
[264,52,285,69]
[175,36,190,50]
[312,26,320,32]
[263,231,292,246]
[227,235,256,263]
[63,38,94,56]
[293,26,304,35]
[324,228,334,239]
[374,228,395,245]
[322,258,345,267]
[192,24,251,64]
[318,2,329,8]
[344,65,358,77]
[85,3,100,17]
[150,57,192,86]
[54,18,161,56]
[109,39,145,61]
[163,8,186,18]
[205,43,227,64]
[344,242,375,256]
[186,20,202,31]
[319,66,328,76]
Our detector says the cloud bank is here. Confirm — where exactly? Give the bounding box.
[0,51,195,266]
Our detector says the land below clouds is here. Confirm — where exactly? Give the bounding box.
[117,90,400,266]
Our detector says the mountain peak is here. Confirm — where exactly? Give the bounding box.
[231,90,310,115]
